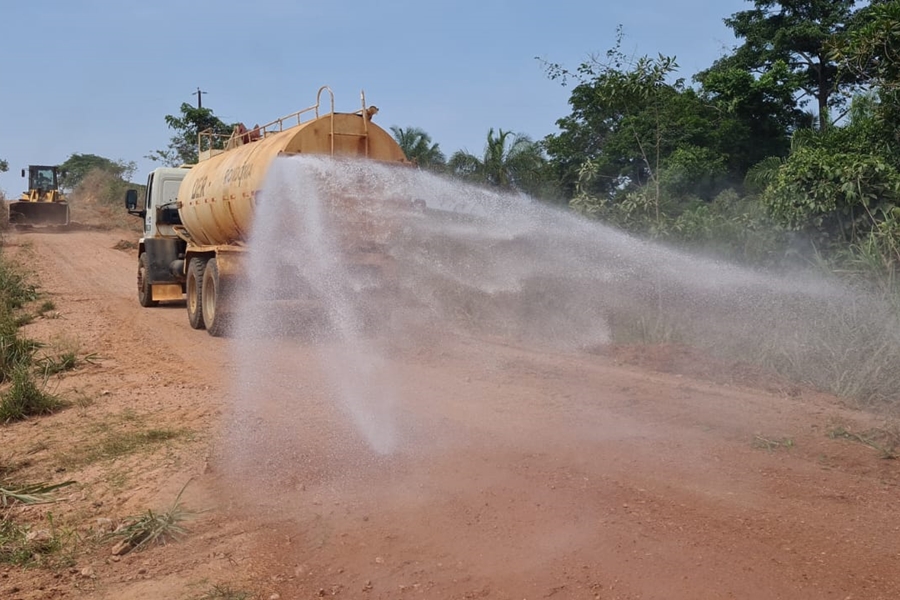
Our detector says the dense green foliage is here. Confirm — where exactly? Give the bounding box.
[540,28,799,206]
[59,153,134,191]
[836,1,900,146]
[762,120,900,246]
[148,103,236,166]
[448,128,549,197]
[714,0,862,130]
[0,256,63,423]
[390,126,446,172]
[534,1,900,284]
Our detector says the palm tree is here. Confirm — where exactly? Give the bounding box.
[390,126,446,171]
[448,128,545,193]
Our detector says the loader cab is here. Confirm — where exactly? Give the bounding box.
[24,165,60,192]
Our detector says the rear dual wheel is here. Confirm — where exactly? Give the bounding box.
[186,257,229,337]
[186,258,206,330]
[201,258,229,337]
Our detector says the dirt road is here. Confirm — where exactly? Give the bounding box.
[2,228,899,600]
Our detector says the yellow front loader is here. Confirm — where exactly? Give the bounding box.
[8,165,70,227]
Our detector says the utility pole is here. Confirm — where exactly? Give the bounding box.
[195,87,207,109]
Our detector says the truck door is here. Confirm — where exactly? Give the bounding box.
[144,172,184,238]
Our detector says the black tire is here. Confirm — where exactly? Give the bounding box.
[137,253,158,308]
[202,258,229,337]
[186,258,206,330]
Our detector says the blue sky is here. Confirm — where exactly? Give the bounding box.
[0,0,748,195]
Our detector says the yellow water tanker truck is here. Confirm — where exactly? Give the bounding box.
[125,87,408,336]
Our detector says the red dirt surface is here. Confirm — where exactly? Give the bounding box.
[1,227,898,600]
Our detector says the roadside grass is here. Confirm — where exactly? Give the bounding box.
[604,275,900,414]
[196,584,255,600]
[34,335,99,379]
[0,247,69,423]
[0,480,80,568]
[104,469,130,492]
[0,480,76,508]
[0,366,67,423]
[0,512,81,568]
[11,297,60,327]
[69,390,95,410]
[608,310,684,345]
[69,169,143,232]
[0,258,38,310]
[106,481,200,555]
[0,331,41,382]
[0,454,32,478]
[40,351,77,375]
[828,423,899,459]
[752,434,795,452]
[58,424,188,469]
[93,428,185,460]
[38,349,98,378]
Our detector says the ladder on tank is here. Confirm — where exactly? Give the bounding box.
[316,86,370,158]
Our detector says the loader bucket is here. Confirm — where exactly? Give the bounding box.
[8,202,70,227]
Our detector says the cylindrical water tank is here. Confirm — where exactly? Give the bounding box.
[177,112,408,247]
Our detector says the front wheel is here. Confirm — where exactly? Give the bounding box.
[186,258,206,330]
[137,253,158,308]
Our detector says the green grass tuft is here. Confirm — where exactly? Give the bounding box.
[197,584,254,600]
[0,512,79,567]
[107,481,200,554]
[828,425,898,459]
[39,351,78,376]
[61,426,187,467]
[0,480,76,507]
[0,367,66,423]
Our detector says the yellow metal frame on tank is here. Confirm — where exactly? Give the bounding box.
[176,86,408,248]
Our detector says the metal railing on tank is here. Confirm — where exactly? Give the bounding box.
[194,86,373,161]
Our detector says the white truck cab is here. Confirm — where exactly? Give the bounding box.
[124,167,191,306]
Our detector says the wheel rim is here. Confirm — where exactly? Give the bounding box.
[203,271,216,325]
[138,266,147,297]
[187,271,199,315]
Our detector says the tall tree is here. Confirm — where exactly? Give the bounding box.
[761,115,900,248]
[0,158,7,173]
[716,0,861,130]
[543,41,735,203]
[695,58,803,171]
[448,129,546,194]
[58,153,135,191]
[390,126,446,171]
[147,103,235,166]
[834,1,900,147]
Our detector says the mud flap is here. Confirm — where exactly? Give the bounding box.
[151,284,184,302]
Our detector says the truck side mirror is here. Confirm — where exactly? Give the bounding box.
[20,169,25,178]
[125,189,145,218]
